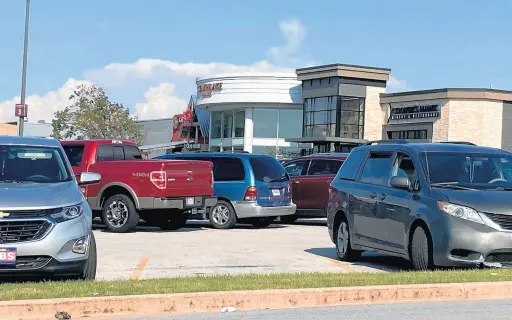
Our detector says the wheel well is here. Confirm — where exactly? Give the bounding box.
[333,210,347,239]
[408,219,434,261]
[206,197,231,218]
[100,186,136,208]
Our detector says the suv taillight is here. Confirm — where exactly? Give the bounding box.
[244,186,257,201]
[150,171,167,190]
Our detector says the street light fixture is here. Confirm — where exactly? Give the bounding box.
[18,0,31,136]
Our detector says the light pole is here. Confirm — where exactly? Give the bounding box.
[18,0,31,136]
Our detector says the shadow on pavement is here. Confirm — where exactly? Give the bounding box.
[305,247,412,271]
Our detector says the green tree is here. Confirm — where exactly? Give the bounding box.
[52,84,144,144]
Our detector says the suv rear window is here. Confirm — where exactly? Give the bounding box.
[249,156,289,182]
[63,144,84,167]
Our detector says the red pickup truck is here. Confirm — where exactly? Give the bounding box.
[60,139,217,233]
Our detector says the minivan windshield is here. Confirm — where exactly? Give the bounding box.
[0,145,72,183]
[424,151,512,189]
[249,156,289,183]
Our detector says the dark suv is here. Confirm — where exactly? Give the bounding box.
[327,140,512,270]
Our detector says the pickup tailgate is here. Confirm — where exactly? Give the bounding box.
[148,159,214,197]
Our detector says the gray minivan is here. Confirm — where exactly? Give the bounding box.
[0,136,101,280]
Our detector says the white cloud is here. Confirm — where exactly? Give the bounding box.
[134,83,188,120]
[387,76,408,92]
[0,78,91,123]
[267,18,315,67]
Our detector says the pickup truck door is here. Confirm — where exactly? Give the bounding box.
[299,159,343,213]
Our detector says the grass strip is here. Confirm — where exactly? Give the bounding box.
[2,269,512,301]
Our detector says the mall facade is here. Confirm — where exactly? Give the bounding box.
[142,63,512,157]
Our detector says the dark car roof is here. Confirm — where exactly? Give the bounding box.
[355,142,509,155]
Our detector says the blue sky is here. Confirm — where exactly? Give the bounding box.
[0,0,511,122]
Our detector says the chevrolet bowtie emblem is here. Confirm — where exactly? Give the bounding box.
[0,212,9,218]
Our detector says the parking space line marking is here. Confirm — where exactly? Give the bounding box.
[326,257,357,273]
[130,257,149,280]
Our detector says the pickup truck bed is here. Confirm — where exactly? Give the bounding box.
[61,139,217,232]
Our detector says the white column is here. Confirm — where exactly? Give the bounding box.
[244,107,254,152]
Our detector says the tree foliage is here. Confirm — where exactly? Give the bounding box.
[52,84,144,144]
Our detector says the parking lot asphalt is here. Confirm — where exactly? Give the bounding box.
[93,218,410,281]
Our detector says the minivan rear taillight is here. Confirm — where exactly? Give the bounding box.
[150,171,167,189]
[244,186,257,201]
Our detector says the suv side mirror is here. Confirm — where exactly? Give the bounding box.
[390,175,411,190]
[78,172,101,186]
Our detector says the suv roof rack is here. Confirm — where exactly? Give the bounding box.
[437,141,476,146]
[361,139,408,146]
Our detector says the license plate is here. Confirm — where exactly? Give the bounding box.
[186,197,195,206]
[272,189,280,196]
[0,248,16,265]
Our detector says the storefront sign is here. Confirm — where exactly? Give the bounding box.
[197,83,222,98]
[389,104,440,120]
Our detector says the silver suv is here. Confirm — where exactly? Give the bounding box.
[0,136,100,280]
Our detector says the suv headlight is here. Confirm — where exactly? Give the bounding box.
[438,201,484,224]
[50,204,83,222]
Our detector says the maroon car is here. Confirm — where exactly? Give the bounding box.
[280,153,348,223]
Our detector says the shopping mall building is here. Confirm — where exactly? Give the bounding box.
[142,63,512,157]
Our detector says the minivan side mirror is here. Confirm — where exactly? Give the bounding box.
[390,175,411,190]
[78,172,101,186]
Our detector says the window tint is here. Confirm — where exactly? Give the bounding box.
[284,160,309,176]
[113,146,124,160]
[249,156,289,182]
[124,145,142,159]
[62,144,84,167]
[359,152,394,186]
[338,149,367,180]
[308,159,343,175]
[212,157,245,181]
[97,145,114,162]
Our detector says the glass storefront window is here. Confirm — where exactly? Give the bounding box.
[278,109,302,138]
[253,108,278,138]
[211,112,222,139]
[234,110,245,138]
[222,111,233,138]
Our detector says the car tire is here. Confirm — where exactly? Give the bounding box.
[410,226,433,271]
[102,194,139,233]
[79,232,97,281]
[280,215,298,224]
[249,217,275,228]
[209,200,237,229]
[335,216,362,262]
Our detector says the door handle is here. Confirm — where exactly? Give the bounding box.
[369,192,377,199]
[378,193,387,201]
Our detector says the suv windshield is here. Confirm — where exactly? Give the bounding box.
[249,156,289,183]
[0,145,71,183]
[424,151,512,189]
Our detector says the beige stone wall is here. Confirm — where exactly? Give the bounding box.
[0,124,17,136]
[364,86,386,140]
[447,100,503,148]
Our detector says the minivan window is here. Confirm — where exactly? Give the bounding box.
[284,160,309,176]
[338,149,367,180]
[424,152,512,188]
[359,152,394,186]
[0,145,71,183]
[249,156,289,182]
[212,157,245,181]
[308,159,343,175]
[63,144,84,167]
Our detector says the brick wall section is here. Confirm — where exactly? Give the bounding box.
[364,86,386,140]
[447,100,503,148]
[432,100,449,142]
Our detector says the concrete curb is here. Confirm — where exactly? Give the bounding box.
[4,281,512,319]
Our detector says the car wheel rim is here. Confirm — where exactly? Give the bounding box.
[106,200,129,228]
[212,205,230,225]
[337,222,349,256]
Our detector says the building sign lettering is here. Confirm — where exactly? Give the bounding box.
[389,104,440,120]
[185,143,201,150]
[197,83,222,98]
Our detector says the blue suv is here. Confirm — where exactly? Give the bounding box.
[155,152,296,229]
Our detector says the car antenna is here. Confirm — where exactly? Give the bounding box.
[424,149,432,193]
